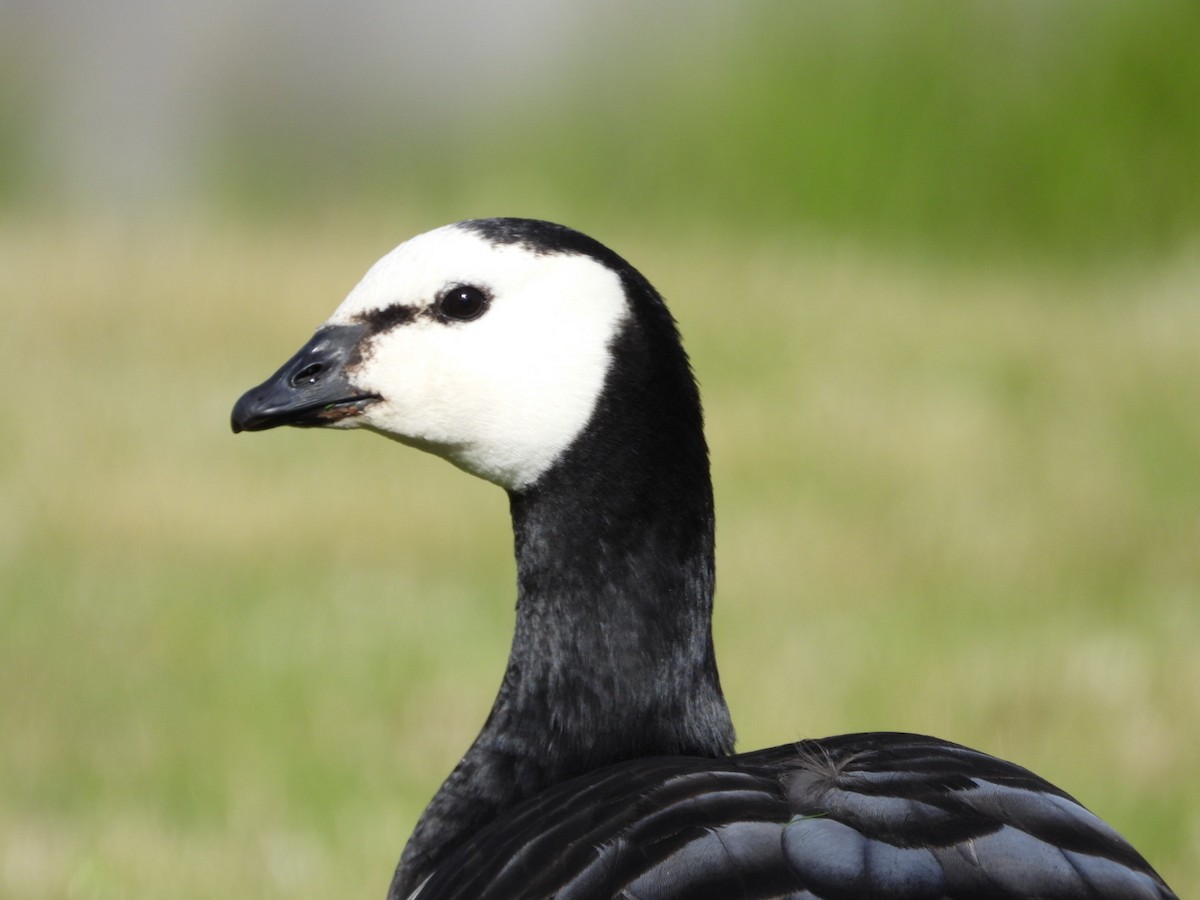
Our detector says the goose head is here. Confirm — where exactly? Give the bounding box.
[231,220,636,492]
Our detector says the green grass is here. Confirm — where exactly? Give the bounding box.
[2,215,1197,896]
[210,0,1200,263]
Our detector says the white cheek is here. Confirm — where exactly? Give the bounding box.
[347,251,628,491]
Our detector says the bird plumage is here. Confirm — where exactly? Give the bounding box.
[414,734,1171,899]
[232,218,1175,899]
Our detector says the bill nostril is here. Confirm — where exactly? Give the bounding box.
[292,362,324,386]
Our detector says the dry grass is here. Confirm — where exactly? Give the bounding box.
[2,215,1197,896]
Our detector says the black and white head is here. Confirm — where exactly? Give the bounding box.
[232,219,706,497]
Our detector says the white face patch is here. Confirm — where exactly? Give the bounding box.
[324,224,630,491]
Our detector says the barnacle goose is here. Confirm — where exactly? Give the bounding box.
[231,218,1176,899]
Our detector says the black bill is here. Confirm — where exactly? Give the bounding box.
[231,323,379,433]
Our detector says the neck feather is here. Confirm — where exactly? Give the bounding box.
[389,268,733,899]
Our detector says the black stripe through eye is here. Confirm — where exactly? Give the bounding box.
[356,304,415,333]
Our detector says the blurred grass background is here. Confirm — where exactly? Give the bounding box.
[2,0,1198,896]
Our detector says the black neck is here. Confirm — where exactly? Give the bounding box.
[389,264,733,899]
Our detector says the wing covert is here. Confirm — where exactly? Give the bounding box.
[413,733,1176,899]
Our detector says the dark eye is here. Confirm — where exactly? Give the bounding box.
[436,285,489,322]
